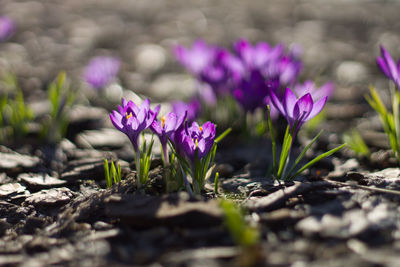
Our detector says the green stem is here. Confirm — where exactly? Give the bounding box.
[135,149,141,188]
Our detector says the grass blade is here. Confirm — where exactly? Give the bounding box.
[290,143,346,179]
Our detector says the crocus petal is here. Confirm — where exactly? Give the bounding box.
[381,46,399,81]
[152,104,161,116]
[110,111,124,130]
[127,100,139,116]
[270,90,285,116]
[283,88,298,119]
[377,57,391,78]
[197,138,206,156]
[307,96,327,120]
[234,39,253,67]
[315,82,334,100]
[127,116,140,131]
[201,121,216,138]
[175,111,187,131]
[151,119,162,136]
[165,112,178,132]
[293,94,313,121]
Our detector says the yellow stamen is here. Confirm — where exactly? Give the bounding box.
[195,138,198,148]
[199,126,203,132]
[161,116,166,128]
[126,112,133,119]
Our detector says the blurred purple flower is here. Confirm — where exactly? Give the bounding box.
[110,98,157,151]
[232,71,276,113]
[271,88,327,132]
[174,40,233,102]
[0,16,15,41]
[233,39,283,72]
[171,98,201,123]
[376,45,400,88]
[174,121,216,163]
[294,80,334,101]
[226,39,302,113]
[84,56,120,89]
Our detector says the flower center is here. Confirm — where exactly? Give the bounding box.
[126,112,133,119]
[161,116,166,128]
[199,126,203,132]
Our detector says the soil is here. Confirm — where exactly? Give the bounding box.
[1,0,400,266]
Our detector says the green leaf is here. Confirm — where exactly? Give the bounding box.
[286,130,323,178]
[290,143,346,179]
[277,126,292,179]
[214,172,220,195]
[343,129,370,157]
[266,105,277,175]
[215,127,232,143]
[220,199,259,247]
[104,159,112,188]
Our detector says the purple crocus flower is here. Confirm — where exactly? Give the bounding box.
[226,39,302,113]
[174,121,216,163]
[151,111,186,146]
[0,16,15,42]
[174,40,233,102]
[84,56,121,89]
[110,98,158,151]
[376,45,400,88]
[294,80,334,101]
[271,88,327,132]
[232,71,277,113]
[171,98,201,123]
[150,107,187,164]
[233,39,284,72]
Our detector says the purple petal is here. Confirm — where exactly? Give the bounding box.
[110,111,123,130]
[293,94,313,121]
[165,112,178,132]
[307,96,327,120]
[197,139,206,156]
[377,57,391,78]
[381,46,399,81]
[175,111,187,131]
[151,119,162,136]
[283,88,297,119]
[201,121,215,138]
[270,90,285,116]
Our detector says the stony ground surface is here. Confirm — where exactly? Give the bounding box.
[1,0,400,266]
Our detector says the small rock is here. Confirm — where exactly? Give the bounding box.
[134,44,167,73]
[0,151,40,174]
[68,105,108,124]
[25,187,74,207]
[105,193,222,228]
[18,173,67,191]
[0,183,27,197]
[75,128,129,149]
[328,158,359,180]
[336,61,368,84]
[296,209,369,239]
[93,221,113,231]
[148,73,195,100]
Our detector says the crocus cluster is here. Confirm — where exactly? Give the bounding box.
[175,39,327,116]
[84,56,121,89]
[0,16,15,42]
[110,98,218,194]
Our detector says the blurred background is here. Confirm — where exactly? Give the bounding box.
[0,0,399,118]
